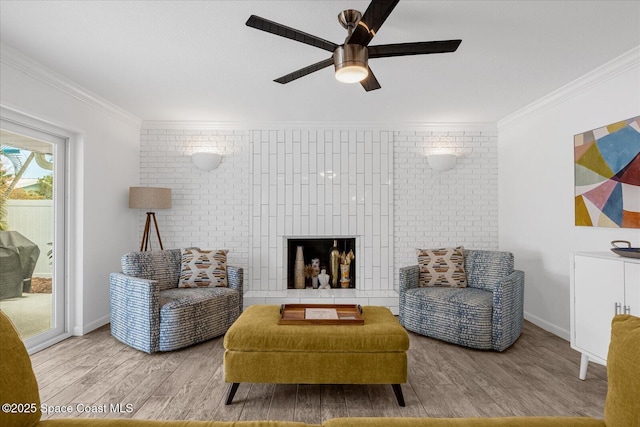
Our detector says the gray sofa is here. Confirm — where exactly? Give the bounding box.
[399,249,524,351]
[109,248,243,353]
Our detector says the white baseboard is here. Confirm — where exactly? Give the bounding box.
[524,311,570,341]
[27,332,71,355]
[73,314,110,336]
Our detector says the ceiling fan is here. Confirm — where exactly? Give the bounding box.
[246,0,461,92]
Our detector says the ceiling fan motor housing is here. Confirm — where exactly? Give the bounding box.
[334,44,369,83]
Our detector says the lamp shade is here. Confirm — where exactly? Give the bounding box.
[129,187,171,209]
[426,153,457,172]
[192,152,222,171]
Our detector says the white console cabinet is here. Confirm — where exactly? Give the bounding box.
[570,252,640,379]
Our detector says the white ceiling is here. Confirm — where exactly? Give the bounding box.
[1,1,639,124]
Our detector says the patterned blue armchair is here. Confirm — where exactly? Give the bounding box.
[399,249,524,351]
[110,249,243,353]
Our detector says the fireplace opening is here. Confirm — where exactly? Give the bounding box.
[286,237,356,289]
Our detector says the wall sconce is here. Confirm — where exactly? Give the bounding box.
[192,152,221,171]
[426,153,457,172]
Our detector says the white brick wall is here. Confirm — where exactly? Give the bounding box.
[393,130,499,288]
[138,128,250,270]
[139,126,498,295]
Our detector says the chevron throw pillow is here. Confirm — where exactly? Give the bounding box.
[179,248,228,288]
[416,246,467,287]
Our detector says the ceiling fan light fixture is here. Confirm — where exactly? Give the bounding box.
[335,65,369,83]
[334,44,368,83]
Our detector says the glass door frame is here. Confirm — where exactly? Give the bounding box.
[1,106,72,353]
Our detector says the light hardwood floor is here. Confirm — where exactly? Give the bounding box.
[31,320,607,423]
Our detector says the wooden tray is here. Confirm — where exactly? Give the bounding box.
[278,304,364,325]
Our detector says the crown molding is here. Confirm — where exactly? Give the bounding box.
[498,46,640,130]
[0,43,142,128]
[141,120,497,132]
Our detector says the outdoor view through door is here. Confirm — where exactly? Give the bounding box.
[0,126,64,347]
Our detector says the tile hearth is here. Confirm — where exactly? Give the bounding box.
[243,289,399,315]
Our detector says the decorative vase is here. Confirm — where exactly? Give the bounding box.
[329,240,340,288]
[340,263,350,279]
[311,276,319,289]
[294,246,305,289]
[340,278,351,288]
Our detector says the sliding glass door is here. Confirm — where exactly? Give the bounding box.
[0,116,67,351]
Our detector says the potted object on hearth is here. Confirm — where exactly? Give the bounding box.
[329,240,340,288]
[311,258,320,288]
[294,246,305,289]
[339,249,355,288]
[318,268,330,289]
[304,264,315,289]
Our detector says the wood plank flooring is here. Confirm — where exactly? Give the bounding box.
[30,320,607,423]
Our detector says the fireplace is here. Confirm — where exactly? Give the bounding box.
[248,130,394,299]
[286,237,357,289]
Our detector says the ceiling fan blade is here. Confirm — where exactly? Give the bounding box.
[274,57,335,84]
[347,0,399,46]
[246,15,338,52]
[368,40,462,58]
[360,67,381,92]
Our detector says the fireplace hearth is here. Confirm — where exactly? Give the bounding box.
[286,237,356,289]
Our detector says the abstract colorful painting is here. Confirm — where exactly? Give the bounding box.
[575,116,640,228]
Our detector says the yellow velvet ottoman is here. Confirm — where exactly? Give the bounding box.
[223,305,410,406]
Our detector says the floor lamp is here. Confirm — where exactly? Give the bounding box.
[129,187,172,251]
